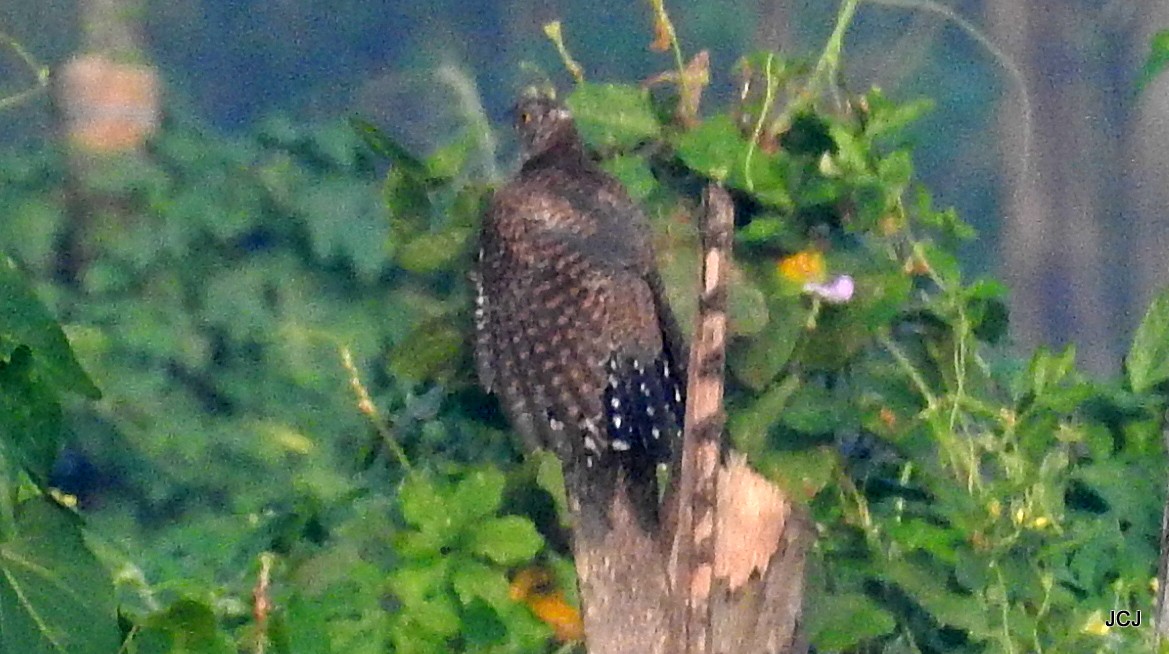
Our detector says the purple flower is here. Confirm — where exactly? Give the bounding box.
[803,275,855,304]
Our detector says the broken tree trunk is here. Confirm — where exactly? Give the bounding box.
[563,184,813,653]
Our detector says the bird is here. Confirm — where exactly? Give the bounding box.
[473,94,686,526]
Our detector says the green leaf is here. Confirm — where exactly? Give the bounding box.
[886,560,991,636]
[728,277,769,336]
[853,271,913,330]
[806,592,896,650]
[0,257,99,399]
[533,451,569,524]
[451,468,506,521]
[398,475,452,533]
[387,562,457,635]
[600,155,657,200]
[729,299,806,390]
[919,242,961,285]
[0,499,120,654]
[0,346,63,483]
[1075,460,1161,519]
[674,115,744,182]
[0,198,63,271]
[134,599,235,654]
[735,214,801,248]
[384,166,433,239]
[460,598,507,646]
[1027,345,1077,397]
[863,93,934,142]
[268,594,331,654]
[387,319,466,384]
[413,595,462,638]
[449,559,510,609]
[729,375,800,458]
[780,384,847,433]
[758,446,836,502]
[1139,30,1169,93]
[877,150,913,191]
[966,279,1010,343]
[674,115,790,207]
[350,117,429,179]
[566,83,661,151]
[1127,287,1169,393]
[395,227,473,275]
[388,620,447,654]
[828,123,868,173]
[427,131,479,182]
[886,519,961,563]
[469,516,544,565]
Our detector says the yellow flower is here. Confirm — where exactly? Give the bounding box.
[1081,610,1110,636]
[987,499,1001,519]
[777,250,826,285]
[510,566,584,643]
[50,489,78,508]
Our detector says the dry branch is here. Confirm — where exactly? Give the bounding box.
[667,184,735,654]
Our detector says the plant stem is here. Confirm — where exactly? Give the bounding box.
[0,29,50,112]
[770,0,861,134]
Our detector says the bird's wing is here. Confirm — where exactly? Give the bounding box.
[513,167,657,275]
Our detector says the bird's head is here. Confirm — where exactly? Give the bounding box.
[513,95,580,161]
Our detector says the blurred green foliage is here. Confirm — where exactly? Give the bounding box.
[2,13,1169,654]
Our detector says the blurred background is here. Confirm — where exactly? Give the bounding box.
[4,0,1169,376]
[1,0,1167,587]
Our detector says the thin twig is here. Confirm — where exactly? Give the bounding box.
[543,22,585,84]
[0,28,50,112]
[252,552,274,654]
[770,0,860,133]
[1156,408,1169,646]
[339,346,413,473]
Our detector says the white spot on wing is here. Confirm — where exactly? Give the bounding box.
[612,439,631,451]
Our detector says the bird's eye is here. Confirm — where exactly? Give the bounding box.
[519,111,532,125]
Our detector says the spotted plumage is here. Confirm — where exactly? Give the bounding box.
[474,95,686,522]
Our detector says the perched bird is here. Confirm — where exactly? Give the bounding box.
[473,95,686,525]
